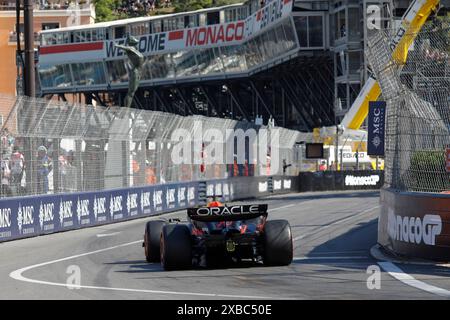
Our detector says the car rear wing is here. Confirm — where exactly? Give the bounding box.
[187,204,268,222]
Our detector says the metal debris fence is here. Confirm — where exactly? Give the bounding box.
[366,22,450,192]
[0,94,312,198]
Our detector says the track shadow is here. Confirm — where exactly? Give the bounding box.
[108,259,267,273]
[306,217,450,279]
[105,221,449,290]
[106,260,314,279]
[289,217,380,272]
[106,216,380,275]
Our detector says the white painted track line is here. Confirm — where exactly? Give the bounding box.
[96,232,121,238]
[294,256,369,261]
[9,240,277,299]
[271,204,296,211]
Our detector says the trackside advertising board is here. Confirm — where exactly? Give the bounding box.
[367,101,386,156]
[0,182,198,242]
[0,176,298,243]
[378,188,450,261]
[38,0,293,64]
[298,171,384,192]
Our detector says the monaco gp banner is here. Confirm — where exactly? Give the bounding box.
[0,181,198,243]
[367,101,386,156]
[378,188,450,261]
[38,0,293,64]
[298,171,384,192]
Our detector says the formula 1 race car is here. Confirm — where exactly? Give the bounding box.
[143,202,293,270]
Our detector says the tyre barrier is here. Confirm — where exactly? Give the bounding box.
[0,176,299,243]
[378,188,450,261]
[298,170,384,192]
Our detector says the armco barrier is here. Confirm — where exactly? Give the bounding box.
[0,176,299,243]
[298,170,384,192]
[378,188,450,261]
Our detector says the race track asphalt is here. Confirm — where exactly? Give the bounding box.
[0,190,449,300]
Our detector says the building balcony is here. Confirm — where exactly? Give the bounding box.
[1,0,90,10]
[0,1,95,17]
[8,32,40,44]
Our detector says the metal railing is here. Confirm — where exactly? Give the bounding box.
[0,1,90,11]
[8,32,40,43]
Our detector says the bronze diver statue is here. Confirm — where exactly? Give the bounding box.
[114,36,144,108]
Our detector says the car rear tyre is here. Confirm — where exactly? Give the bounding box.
[144,220,166,262]
[263,220,293,266]
[160,224,192,270]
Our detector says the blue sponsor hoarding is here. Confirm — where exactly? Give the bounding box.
[0,176,294,243]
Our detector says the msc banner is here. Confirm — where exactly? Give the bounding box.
[367,101,386,156]
[378,188,450,261]
[0,182,198,243]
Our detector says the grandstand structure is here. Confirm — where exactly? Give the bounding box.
[35,0,449,131]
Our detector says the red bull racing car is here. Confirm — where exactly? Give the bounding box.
[143,200,293,270]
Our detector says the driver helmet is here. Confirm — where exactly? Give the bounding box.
[207,200,223,207]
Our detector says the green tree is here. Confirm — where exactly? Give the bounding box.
[172,0,210,12]
[171,0,241,13]
[408,150,449,192]
[213,0,242,6]
[93,0,124,22]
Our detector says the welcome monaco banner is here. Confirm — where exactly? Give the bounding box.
[38,0,293,64]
